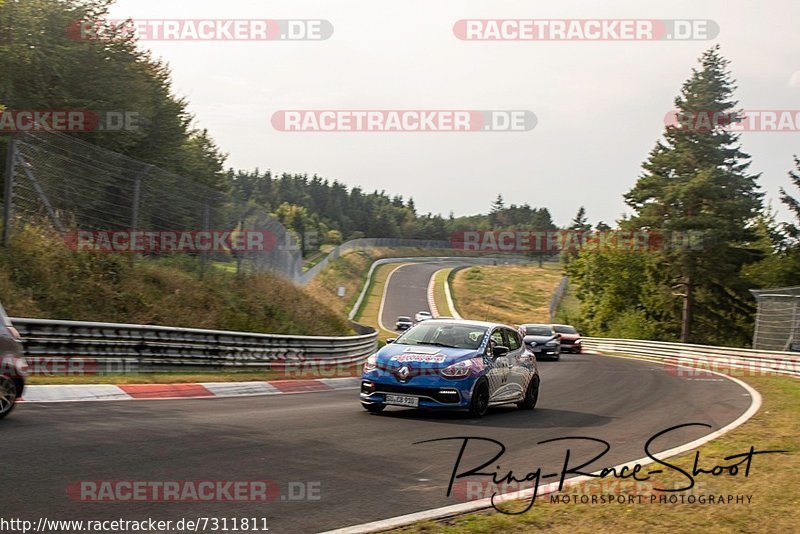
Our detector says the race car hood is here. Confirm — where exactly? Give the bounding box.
[375,343,479,370]
[558,333,581,341]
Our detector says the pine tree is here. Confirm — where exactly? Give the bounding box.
[489,194,506,227]
[779,156,800,239]
[624,46,763,344]
[569,206,591,231]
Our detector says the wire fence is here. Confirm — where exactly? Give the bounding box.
[2,131,302,278]
[549,276,569,321]
[750,287,800,352]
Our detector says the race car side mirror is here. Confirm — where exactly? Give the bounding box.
[492,345,509,357]
[386,338,396,344]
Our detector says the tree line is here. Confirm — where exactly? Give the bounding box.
[566,47,800,347]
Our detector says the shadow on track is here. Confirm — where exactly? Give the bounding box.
[366,406,613,429]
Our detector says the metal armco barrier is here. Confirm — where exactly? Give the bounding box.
[583,337,800,378]
[12,318,378,374]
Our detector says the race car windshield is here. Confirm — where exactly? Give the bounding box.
[524,326,553,336]
[396,323,488,350]
[553,325,578,334]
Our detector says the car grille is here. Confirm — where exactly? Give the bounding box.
[373,384,461,404]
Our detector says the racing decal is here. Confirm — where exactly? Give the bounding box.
[390,354,447,363]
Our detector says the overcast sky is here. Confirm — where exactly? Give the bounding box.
[109,0,800,226]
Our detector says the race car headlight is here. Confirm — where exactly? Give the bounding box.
[441,360,471,378]
[363,354,378,372]
[545,340,558,346]
[574,339,582,344]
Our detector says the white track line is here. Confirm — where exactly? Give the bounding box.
[444,268,462,319]
[322,355,762,534]
[377,263,412,334]
[427,269,444,317]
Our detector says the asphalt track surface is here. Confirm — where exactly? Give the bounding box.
[380,261,474,328]
[4,262,754,533]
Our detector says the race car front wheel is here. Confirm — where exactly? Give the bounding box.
[0,375,18,419]
[469,379,490,418]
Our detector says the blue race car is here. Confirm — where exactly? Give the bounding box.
[360,319,540,417]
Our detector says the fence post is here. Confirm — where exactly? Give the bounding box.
[2,136,17,246]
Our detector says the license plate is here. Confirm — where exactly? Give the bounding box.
[384,394,419,407]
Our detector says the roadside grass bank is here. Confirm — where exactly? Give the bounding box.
[354,262,411,341]
[432,268,453,317]
[450,263,564,324]
[305,247,528,318]
[394,372,798,533]
[0,225,351,336]
[553,281,583,328]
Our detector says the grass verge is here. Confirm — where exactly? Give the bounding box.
[392,369,798,533]
[432,268,453,317]
[355,262,409,341]
[27,363,365,385]
[451,263,564,324]
[0,225,351,336]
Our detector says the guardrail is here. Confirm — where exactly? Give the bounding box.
[583,337,800,377]
[12,318,378,374]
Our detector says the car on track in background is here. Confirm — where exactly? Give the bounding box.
[0,302,26,419]
[519,323,561,360]
[552,324,582,353]
[395,316,414,331]
[414,311,433,322]
[360,319,540,417]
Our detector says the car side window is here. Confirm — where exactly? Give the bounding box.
[487,329,504,354]
[504,328,521,351]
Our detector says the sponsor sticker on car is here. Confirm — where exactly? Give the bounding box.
[389,354,447,363]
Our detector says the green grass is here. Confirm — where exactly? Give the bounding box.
[0,225,352,336]
[355,262,410,341]
[553,282,582,326]
[451,263,564,324]
[393,370,799,533]
[432,268,453,317]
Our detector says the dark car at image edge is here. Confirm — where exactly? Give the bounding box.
[0,302,27,419]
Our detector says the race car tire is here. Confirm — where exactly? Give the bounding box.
[0,375,18,419]
[517,375,539,410]
[468,379,490,418]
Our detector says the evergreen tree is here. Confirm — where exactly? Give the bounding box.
[779,156,800,239]
[569,206,591,231]
[624,46,763,344]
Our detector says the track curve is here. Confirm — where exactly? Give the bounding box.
[3,261,756,534]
